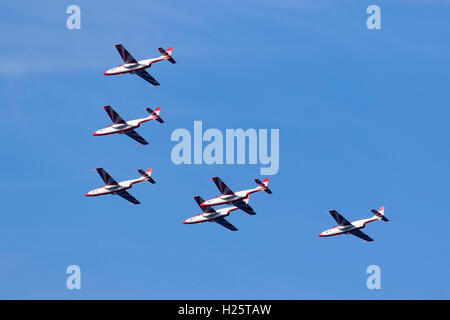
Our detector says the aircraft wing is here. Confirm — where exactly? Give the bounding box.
[211,177,234,195]
[232,199,256,215]
[104,106,126,124]
[193,196,216,214]
[135,69,160,86]
[350,229,374,242]
[117,190,140,205]
[96,168,118,186]
[328,210,352,226]
[125,129,148,145]
[215,217,238,231]
[114,44,138,64]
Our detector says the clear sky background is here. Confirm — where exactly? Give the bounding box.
[0,0,449,299]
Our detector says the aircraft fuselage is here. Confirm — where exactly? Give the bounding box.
[183,207,239,224]
[103,57,166,75]
[201,188,260,207]
[85,178,145,197]
[318,217,378,237]
[93,117,152,136]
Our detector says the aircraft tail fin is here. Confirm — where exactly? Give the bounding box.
[158,47,176,64]
[138,168,156,184]
[371,206,389,222]
[146,107,164,123]
[255,178,272,194]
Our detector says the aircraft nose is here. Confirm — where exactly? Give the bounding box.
[182,219,189,224]
[85,192,91,197]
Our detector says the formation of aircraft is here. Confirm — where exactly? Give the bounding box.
[183,177,272,231]
[89,43,391,241]
[104,44,176,86]
[85,168,155,205]
[87,44,174,205]
[183,196,246,231]
[93,105,164,145]
[318,207,389,242]
[200,177,272,215]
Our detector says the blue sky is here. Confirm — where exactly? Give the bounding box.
[0,0,449,299]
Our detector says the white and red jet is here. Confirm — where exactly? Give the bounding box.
[104,44,176,86]
[85,168,155,205]
[200,177,272,215]
[318,207,389,242]
[183,196,249,231]
[93,105,163,145]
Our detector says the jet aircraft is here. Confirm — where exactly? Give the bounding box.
[93,105,163,145]
[104,44,176,86]
[85,168,155,204]
[200,177,272,215]
[183,196,248,231]
[318,207,389,242]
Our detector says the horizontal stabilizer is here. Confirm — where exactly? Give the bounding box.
[158,47,176,64]
[146,107,164,123]
[371,206,389,222]
[138,168,156,184]
[255,178,272,194]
